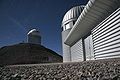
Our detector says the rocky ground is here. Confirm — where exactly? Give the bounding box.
[0,58,120,80]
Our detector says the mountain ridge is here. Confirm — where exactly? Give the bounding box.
[0,43,62,65]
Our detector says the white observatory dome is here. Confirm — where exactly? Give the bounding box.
[62,6,84,27]
[27,29,41,44]
[27,29,41,36]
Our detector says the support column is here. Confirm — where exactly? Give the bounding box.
[82,38,86,61]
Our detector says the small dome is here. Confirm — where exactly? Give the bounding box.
[62,6,84,26]
[27,29,41,36]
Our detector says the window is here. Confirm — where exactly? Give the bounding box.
[73,21,76,25]
[62,22,74,31]
[66,23,71,30]
[63,26,66,31]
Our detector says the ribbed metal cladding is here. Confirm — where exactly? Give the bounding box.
[84,35,94,60]
[62,29,71,62]
[92,8,120,59]
[64,0,120,46]
[71,39,83,62]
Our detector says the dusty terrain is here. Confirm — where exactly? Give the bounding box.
[0,58,120,80]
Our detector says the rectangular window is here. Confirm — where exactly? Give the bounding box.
[65,23,71,30]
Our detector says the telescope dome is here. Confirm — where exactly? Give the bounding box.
[27,29,41,44]
[62,6,84,27]
[27,29,41,36]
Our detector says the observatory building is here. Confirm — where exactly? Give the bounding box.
[61,6,84,62]
[62,0,120,62]
[0,29,62,65]
[27,29,41,44]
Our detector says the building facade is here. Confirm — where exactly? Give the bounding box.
[62,0,120,62]
[61,6,84,62]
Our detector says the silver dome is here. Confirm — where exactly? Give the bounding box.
[62,6,84,26]
[27,29,41,36]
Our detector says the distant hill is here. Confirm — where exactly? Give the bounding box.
[0,43,62,65]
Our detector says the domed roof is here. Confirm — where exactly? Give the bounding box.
[27,29,41,36]
[62,6,84,26]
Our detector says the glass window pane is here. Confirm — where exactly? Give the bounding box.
[66,23,71,30]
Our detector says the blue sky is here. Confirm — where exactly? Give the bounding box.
[0,0,88,55]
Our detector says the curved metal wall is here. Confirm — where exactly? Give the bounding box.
[62,29,71,62]
[28,35,41,44]
[92,8,120,59]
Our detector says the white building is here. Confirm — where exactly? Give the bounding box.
[61,6,84,62]
[62,0,120,62]
[27,29,41,44]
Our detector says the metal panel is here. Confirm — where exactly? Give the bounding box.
[84,35,94,60]
[62,29,71,62]
[71,39,83,62]
[64,0,120,46]
[92,8,120,59]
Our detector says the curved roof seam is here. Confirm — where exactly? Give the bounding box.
[62,18,78,24]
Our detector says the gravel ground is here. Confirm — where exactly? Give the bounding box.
[0,58,120,80]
